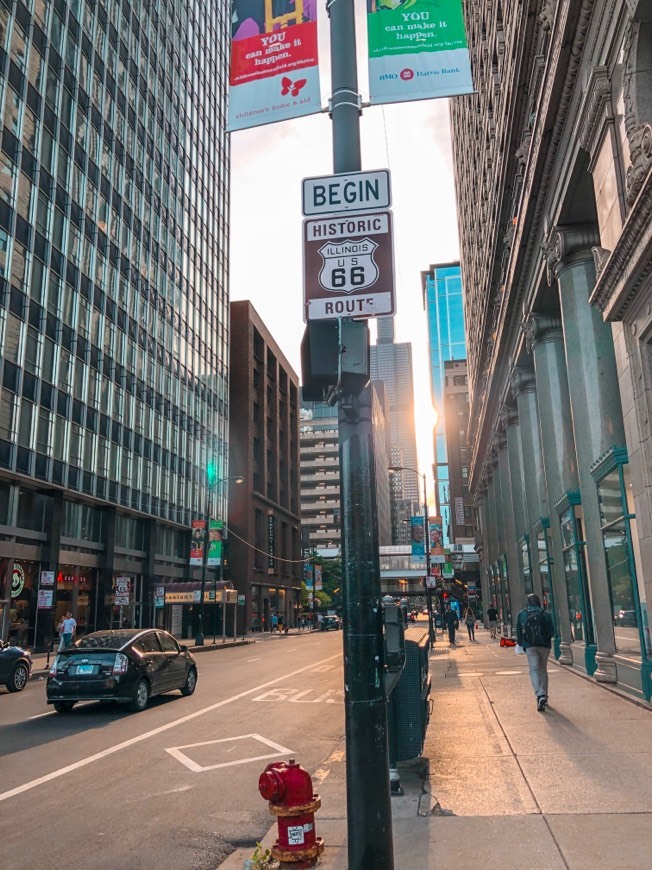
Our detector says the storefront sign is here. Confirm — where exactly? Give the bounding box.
[40,570,55,587]
[37,589,54,608]
[442,563,454,579]
[11,563,25,598]
[115,576,132,606]
[268,514,276,571]
[154,586,165,608]
[238,594,246,606]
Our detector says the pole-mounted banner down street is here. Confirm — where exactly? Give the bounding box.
[303,210,395,321]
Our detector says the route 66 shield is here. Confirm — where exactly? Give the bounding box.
[318,238,379,293]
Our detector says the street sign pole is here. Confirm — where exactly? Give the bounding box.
[330,1,394,867]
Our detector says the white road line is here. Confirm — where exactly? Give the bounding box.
[0,651,341,804]
[29,711,56,720]
[246,658,261,662]
[285,648,297,652]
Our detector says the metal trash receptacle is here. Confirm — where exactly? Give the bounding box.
[392,626,431,761]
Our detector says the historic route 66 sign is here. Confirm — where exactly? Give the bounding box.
[303,209,395,321]
[318,238,379,293]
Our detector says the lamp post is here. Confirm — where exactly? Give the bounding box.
[196,472,244,647]
[389,465,436,649]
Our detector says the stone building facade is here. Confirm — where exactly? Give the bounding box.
[451,0,652,700]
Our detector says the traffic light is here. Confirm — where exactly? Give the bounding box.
[207,459,218,487]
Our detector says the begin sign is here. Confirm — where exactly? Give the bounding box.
[302,169,391,216]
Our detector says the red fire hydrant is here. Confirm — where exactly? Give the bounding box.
[258,758,324,868]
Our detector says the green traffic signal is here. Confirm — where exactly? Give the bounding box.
[207,460,218,487]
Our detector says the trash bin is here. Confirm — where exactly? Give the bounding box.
[391,626,431,761]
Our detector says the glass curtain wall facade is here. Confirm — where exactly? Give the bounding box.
[422,262,465,543]
[0,0,230,646]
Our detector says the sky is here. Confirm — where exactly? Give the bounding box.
[229,7,461,505]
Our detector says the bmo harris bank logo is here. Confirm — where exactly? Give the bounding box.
[379,68,415,82]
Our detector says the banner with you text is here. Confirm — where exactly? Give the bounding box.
[367,0,473,106]
[227,0,322,131]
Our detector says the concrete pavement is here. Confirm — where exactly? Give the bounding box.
[221,627,652,869]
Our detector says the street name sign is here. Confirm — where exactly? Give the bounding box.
[302,169,391,216]
[303,210,395,321]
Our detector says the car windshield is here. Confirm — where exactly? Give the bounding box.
[75,632,136,649]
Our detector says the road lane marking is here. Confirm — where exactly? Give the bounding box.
[285,648,297,651]
[246,658,261,662]
[29,711,56,720]
[166,733,292,772]
[0,652,341,803]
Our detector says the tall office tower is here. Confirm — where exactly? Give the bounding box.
[421,262,466,544]
[0,1,230,647]
[229,302,301,633]
[370,319,419,543]
[299,383,392,558]
[443,360,474,544]
[299,397,341,558]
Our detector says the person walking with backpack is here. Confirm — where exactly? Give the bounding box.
[443,605,459,645]
[516,593,555,711]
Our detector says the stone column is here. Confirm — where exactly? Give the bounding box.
[502,403,530,605]
[510,367,547,601]
[547,225,627,683]
[497,426,525,626]
[524,314,577,664]
[488,451,509,628]
[476,487,491,623]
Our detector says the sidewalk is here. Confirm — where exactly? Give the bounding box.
[221,627,652,869]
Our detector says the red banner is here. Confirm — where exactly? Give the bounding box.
[228,0,322,131]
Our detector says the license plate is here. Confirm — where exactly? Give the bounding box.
[76,664,94,674]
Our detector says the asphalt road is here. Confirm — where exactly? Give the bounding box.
[0,630,345,870]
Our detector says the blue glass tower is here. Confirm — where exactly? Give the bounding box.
[422,263,466,544]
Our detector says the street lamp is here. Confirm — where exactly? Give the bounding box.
[389,465,436,649]
[196,472,244,646]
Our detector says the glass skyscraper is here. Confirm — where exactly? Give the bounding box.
[421,262,466,544]
[0,0,230,647]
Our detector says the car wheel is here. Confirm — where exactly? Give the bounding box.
[180,667,197,696]
[129,678,149,713]
[7,661,29,692]
[53,701,75,713]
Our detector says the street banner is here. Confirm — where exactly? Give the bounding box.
[304,561,313,588]
[154,586,165,608]
[314,564,323,591]
[190,519,206,566]
[40,570,55,587]
[410,516,425,557]
[366,0,473,106]
[227,0,322,131]
[429,518,444,555]
[207,519,224,567]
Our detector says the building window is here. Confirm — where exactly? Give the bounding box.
[597,461,649,659]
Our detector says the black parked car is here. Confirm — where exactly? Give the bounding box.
[0,640,32,692]
[320,615,342,631]
[46,629,197,714]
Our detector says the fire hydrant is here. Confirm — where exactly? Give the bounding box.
[258,758,324,868]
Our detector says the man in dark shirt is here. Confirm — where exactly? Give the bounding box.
[516,593,555,712]
[486,604,498,638]
[443,605,459,645]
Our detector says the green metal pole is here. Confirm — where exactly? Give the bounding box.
[196,502,208,646]
[329,1,393,864]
